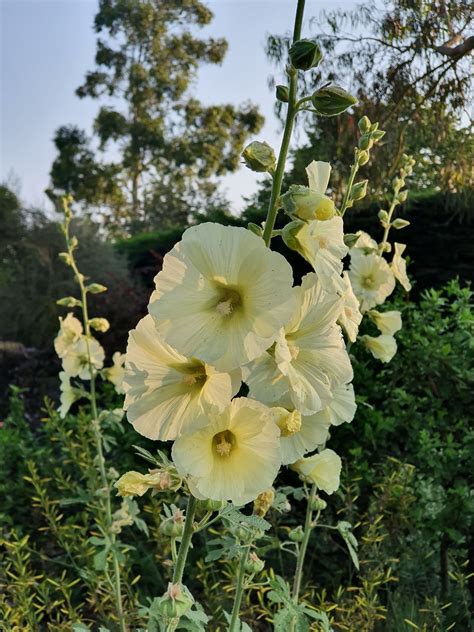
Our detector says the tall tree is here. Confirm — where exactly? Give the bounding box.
[266,0,473,198]
[50,0,263,233]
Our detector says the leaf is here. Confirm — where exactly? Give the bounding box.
[337,521,360,570]
[72,625,91,632]
[93,549,108,571]
[224,508,271,532]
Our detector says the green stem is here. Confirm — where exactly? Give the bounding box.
[172,494,198,585]
[292,483,317,604]
[377,190,400,257]
[63,211,126,632]
[262,0,306,246]
[228,546,250,632]
[340,157,359,217]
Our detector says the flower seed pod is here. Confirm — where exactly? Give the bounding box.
[289,526,305,542]
[244,552,265,574]
[155,583,194,621]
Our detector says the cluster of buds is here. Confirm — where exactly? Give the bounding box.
[378,154,415,233]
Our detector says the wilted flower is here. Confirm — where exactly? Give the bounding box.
[368,310,402,335]
[123,315,240,441]
[336,272,363,342]
[104,351,126,394]
[149,223,295,372]
[62,335,105,379]
[391,242,412,291]
[253,488,275,517]
[172,398,281,506]
[293,449,342,494]
[349,251,395,312]
[115,470,178,497]
[54,313,83,358]
[360,334,397,363]
[246,274,352,415]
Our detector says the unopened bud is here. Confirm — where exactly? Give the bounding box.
[86,283,107,294]
[154,583,194,621]
[358,116,371,133]
[378,210,389,222]
[89,318,110,333]
[358,134,373,151]
[289,39,322,71]
[289,526,305,542]
[392,218,410,229]
[56,296,81,308]
[247,222,263,237]
[357,150,370,166]
[397,190,408,203]
[242,141,276,173]
[276,84,289,103]
[311,85,357,117]
[343,233,360,248]
[160,510,185,538]
[310,496,327,511]
[350,180,368,201]
[58,252,73,265]
[371,129,385,142]
[244,552,265,574]
[281,219,304,252]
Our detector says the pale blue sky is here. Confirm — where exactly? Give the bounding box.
[0,0,357,212]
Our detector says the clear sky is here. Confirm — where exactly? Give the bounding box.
[0,0,357,213]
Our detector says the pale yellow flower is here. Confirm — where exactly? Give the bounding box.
[337,272,363,342]
[149,223,295,371]
[391,242,412,291]
[54,313,83,358]
[58,371,79,418]
[290,217,348,290]
[311,383,357,427]
[349,251,395,312]
[123,315,240,441]
[368,310,402,336]
[62,335,105,379]
[351,230,378,252]
[246,274,352,415]
[172,398,281,506]
[293,449,342,494]
[270,403,331,466]
[360,334,397,363]
[282,161,336,221]
[104,351,126,394]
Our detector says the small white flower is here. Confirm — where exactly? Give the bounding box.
[293,449,342,494]
[360,334,397,363]
[391,242,411,291]
[149,223,295,371]
[104,351,126,394]
[62,336,105,379]
[368,310,402,336]
[349,251,395,312]
[337,272,363,342]
[54,313,83,359]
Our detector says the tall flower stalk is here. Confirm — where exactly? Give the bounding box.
[58,197,126,632]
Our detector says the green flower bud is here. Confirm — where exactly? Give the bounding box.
[89,318,110,333]
[369,122,379,132]
[276,84,289,103]
[247,222,263,237]
[242,141,276,173]
[288,526,305,542]
[350,180,368,201]
[397,190,408,203]
[371,129,386,142]
[197,498,227,512]
[281,185,336,221]
[154,583,194,621]
[358,134,373,151]
[392,218,410,229]
[56,296,82,308]
[358,116,371,133]
[244,552,265,575]
[310,496,327,511]
[357,150,370,166]
[86,283,107,294]
[289,39,322,71]
[281,220,305,253]
[160,510,185,538]
[311,85,357,117]
[378,210,389,222]
[58,252,73,266]
[70,236,79,249]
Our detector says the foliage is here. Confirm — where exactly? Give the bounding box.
[49,0,263,233]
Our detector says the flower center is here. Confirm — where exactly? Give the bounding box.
[212,282,243,318]
[362,274,376,289]
[212,430,236,457]
[277,409,302,437]
[288,342,299,361]
[178,361,207,388]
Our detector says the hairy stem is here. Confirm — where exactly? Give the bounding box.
[262,0,306,246]
[172,494,198,585]
[229,546,250,632]
[292,484,317,613]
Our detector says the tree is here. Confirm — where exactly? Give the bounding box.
[49,0,263,233]
[265,0,473,198]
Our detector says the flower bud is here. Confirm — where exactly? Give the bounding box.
[357,150,370,166]
[310,496,327,511]
[343,233,360,248]
[160,510,185,538]
[253,488,275,518]
[86,283,107,294]
[154,583,194,621]
[70,236,79,249]
[311,85,357,116]
[392,218,410,229]
[56,296,82,308]
[276,84,289,103]
[371,129,386,142]
[378,210,389,222]
[89,318,110,333]
[289,39,322,71]
[397,190,408,203]
[281,185,335,221]
[288,526,305,542]
[281,219,304,253]
[247,222,263,237]
[358,116,371,133]
[197,498,227,512]
[58,252,73,266]
[244,552,265,574]
[242,141,276,173]
[350,180,368,201]
[358,134,373,151]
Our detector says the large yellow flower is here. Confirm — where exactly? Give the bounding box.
[311,383,357,428]
[149,223,295,372]
[367,310,402,336]
[123,315,240,441]
[293,449,342,494]
[172,398,281,506]
[349,251,395,312]
[360,334,397,363]
[246,274,353,415]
